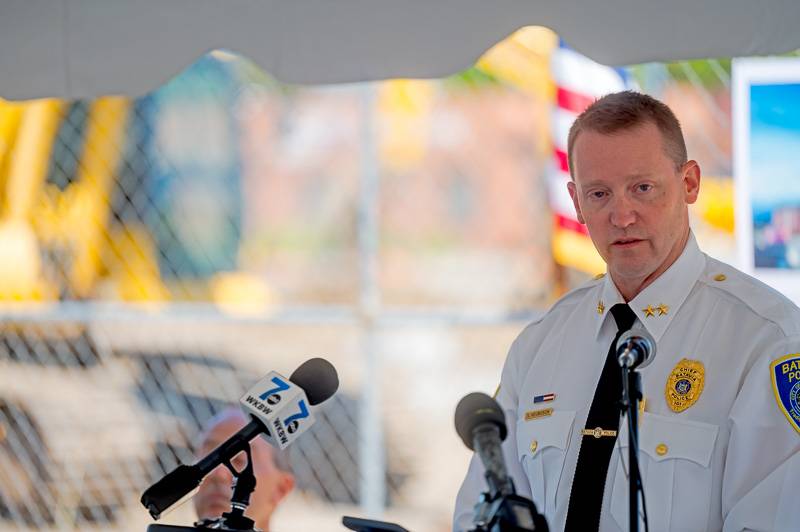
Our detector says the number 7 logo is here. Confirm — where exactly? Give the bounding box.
[284,400,310,434]
[259,376,291,400]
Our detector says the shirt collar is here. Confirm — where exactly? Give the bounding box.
[594,232,706,342]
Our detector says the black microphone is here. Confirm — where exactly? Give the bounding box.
[616,329,656,369]
[455,392,514,497]
[140,357,339,520]
[455,392,549,532]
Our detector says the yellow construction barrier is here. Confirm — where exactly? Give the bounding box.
[0,99,63,300]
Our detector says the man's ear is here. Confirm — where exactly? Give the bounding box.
[275,473,295,503]
[567,180,585,224]
[682,160,701,205]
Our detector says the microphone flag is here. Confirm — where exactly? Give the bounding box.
[240,371,315,449]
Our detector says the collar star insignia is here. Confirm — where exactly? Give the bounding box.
[657,303,669,316]
[643,305,656,317]
[597,300,605,315]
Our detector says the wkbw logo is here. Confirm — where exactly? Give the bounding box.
[258,376,310,434]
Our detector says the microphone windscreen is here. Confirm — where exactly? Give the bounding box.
[289,357,339,405]
[616,328,657,368]
[454,392,507,451]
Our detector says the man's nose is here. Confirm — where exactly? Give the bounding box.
[609,195,636,228]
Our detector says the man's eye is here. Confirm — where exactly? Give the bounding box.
[589,191,606,199]
[637,184,653,192]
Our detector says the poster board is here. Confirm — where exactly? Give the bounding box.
[733,57,800,302]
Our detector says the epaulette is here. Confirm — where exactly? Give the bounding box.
[700,258,800,336]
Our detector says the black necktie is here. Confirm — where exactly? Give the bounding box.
[564,303,637,531]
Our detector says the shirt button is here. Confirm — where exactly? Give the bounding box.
[656,443,668,456]
[530,440,538,453]
[714,274,727,282]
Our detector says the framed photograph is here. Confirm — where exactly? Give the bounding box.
[733,57,800,302]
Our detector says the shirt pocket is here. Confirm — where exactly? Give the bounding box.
[516,409,576,519]
[610,412,719,532]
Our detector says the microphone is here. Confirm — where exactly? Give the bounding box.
[240,356,338,449]
[455,392,514,497]
[615,331,654,532]
[455,392,549,531]
[616,329,656,370]
[140,357,339,520]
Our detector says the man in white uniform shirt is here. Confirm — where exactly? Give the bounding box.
[454,91,800,531]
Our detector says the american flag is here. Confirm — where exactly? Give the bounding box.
[533,393,556,404]
[549,40,629,275]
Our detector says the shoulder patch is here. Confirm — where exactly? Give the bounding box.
[770,354,800,434]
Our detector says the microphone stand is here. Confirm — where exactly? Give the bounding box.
[619,366,643,532]
[146,445,261,532]
[469,489,549,532]
[466,425,549,532]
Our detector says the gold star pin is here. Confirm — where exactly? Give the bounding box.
[597,300,605,315]
[643,305,656,317]
[657,303,669,316]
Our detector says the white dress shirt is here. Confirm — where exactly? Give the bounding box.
[454,233,800,531]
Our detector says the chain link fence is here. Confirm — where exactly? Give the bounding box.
[0,315,404,530]
[0,33,743,531]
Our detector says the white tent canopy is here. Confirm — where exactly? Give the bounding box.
[2,0,800,101]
